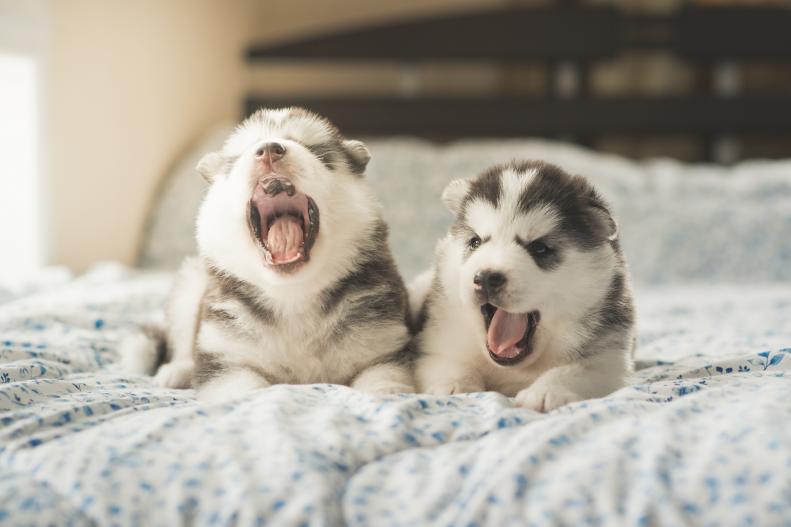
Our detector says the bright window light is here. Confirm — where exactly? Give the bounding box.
[0,52,41,277]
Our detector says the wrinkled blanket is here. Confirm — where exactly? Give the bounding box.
[1,265,790,526]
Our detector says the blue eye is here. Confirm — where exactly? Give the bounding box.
[528,240,550,255]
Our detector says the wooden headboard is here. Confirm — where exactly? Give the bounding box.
[244,3,791,162]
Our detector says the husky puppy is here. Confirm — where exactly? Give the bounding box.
[123,108,414,401]
[412,161,634,412]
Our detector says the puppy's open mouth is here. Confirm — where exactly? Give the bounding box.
[481,304,540,366]
[248,176,319,272]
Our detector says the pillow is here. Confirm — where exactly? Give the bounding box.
[139,127,791,284]
[138,126,233,270]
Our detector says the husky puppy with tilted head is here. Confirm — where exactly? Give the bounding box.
[123,108,414,401]
[413,161,634,412]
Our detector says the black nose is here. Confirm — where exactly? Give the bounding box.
[256,142,286,161]
[473,271,507,294]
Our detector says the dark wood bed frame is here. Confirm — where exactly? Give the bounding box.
[244,3,791,161]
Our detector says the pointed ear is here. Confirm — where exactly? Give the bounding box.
[588,194,618,242]
[441,178,471,215]
[342,139,371,175]
[196,152,224,183]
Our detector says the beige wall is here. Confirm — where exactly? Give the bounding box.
[47,0,497,271]
[48,0,259,270]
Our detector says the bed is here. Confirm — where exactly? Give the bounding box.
[4,3,791,526]
[3,135,791,525]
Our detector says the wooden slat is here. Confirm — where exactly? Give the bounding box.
[624,7,791,59]
[245,96,791,138]
[247,6,791,63]
[676,7,791,60]
[247,6,620,62]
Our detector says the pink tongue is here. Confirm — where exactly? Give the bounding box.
[266,216,304,264]
[487,309,529,358]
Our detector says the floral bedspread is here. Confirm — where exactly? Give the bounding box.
[1,265,790,526]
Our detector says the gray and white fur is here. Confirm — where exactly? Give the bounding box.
[412,161,634,412]
[122,107,414,401]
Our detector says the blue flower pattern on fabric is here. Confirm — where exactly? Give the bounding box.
[1,266,790,525]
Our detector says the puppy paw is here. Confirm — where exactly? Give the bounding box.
[424,380,484,396]
[196,369,270,403]
[351,363,415,396]
[154,361,193,389]
[515,383,582,412]
[356,380,416,396]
